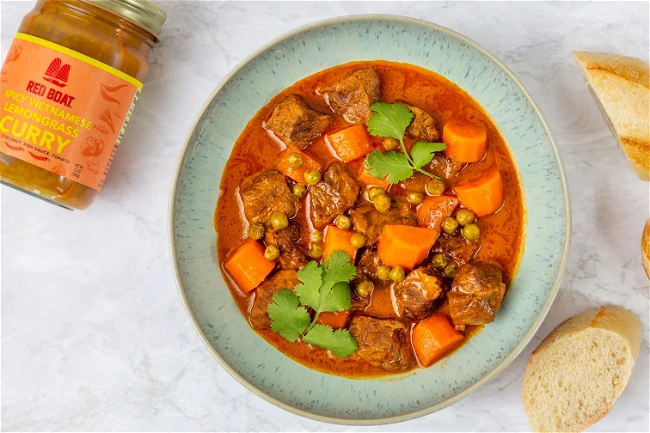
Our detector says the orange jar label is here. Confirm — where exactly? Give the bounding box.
[0,33,142,191]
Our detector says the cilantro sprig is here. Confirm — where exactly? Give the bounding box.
[266,250,358,358]
[365,102,447,184]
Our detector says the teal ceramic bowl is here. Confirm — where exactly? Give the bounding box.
[170,16,570,424]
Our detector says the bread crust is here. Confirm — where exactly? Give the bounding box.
[523,306,641,432]
[573,51,650,180]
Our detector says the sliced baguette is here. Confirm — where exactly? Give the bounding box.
[573,51,650,180]
[523,306,641,432]
[641,219,650,279]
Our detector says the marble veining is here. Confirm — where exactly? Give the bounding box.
[1,1,648,431]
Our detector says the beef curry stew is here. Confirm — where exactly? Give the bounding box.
[215,61,524,378]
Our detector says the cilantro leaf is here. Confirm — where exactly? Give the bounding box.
[364,103,447,185]
[411,142,448,169]
[265,252,359,358]
[293,261,323,310]
[367,102,414,141]
[267,289,311,342]
[319,282,352,313]
[302,324,359,358]
[364,151,413,184]
[320,250,357,293]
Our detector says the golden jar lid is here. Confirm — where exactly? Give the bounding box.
[84,0,167,39]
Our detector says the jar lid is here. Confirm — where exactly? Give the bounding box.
[84,0,167,39]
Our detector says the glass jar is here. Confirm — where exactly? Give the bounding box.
[0,0,166,209]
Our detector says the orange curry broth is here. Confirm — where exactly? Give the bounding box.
[215,61,525,378]
[0,0,158,210]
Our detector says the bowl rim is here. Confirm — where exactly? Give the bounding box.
[168,14,572,426]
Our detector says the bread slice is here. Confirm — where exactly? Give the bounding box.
[523,306,641,432]
[642,219,650,279]
[573,51,650,180]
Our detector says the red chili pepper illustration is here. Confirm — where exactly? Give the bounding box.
[99,83,128,106]
[4,142,22,151]
[100,87,121,106]
[101,83,129,92]
[28,151,49,161]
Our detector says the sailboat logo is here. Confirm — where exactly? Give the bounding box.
[43,58,70,88]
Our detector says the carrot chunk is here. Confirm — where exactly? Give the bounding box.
[316,310,352,329]
[417,195,460,231]
[442,118,487,162]
[276,147,323,184]
[377,225,438,270]
[357,165,389,190]
[453,167,503,217]
[327,125,374,162]
[224,239,275,293]
[412,314,465,367]
[322,225,357,262]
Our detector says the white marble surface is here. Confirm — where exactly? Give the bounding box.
[1,1,648,431]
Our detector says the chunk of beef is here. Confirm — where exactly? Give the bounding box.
[432,232,480,266]
[402,156,463,192]
[353,249,393,315]
[393,268,445,321]
[250,270,300,330]
[240,170,298,224]
[310,162,360,228]
[265,94,331,149]
[349,196,417,245]
[355,249,383,283]
[448,262,506,327]
[351,290,371,312]
[318,68,381,124]
[405,104,441,142]
[427,154,464,185]
[264,221,308,270]
[349,316,415,371]
[402,172,430,194]
[436,296,451,318]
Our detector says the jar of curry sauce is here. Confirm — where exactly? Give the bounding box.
[0,0,166,209]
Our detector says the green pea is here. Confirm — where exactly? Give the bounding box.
[270,213,289,230]
[335,214,352,230]
[377,265,391,280]
[462,223,480,241]
[443,262,459,278]
[389,266,406,283]
[310,243,323,259]
[351,232,366,248]
[373,194,391,213]
[287,152,304,169]
[312,230,323,242]
[441,216,459,234]
[383,137,400,151]
[407,191,424,205]
[304,169,321,185]
[456,209,475,226]
[292,183,307,198]
[426,178,446,196]
[431,253,449,269]
[368,187,385,201]
[264,245,280,261]
[248,223,265,240]
[356,280,374,298]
